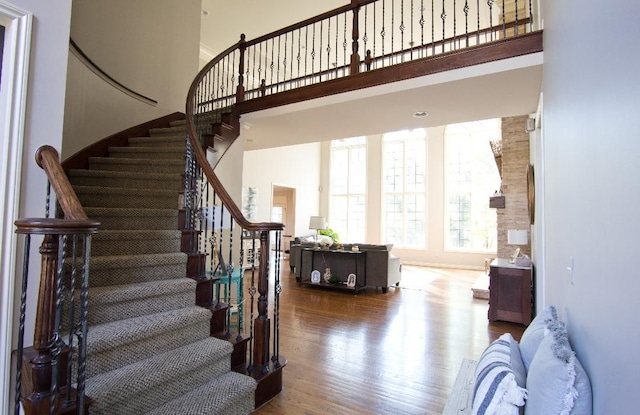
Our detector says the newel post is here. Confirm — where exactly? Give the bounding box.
[236,34,246,103]
[252,230,271,374]
[350,1,361,75]
[20,233,69,414]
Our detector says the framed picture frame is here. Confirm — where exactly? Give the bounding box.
[346,273,356,288]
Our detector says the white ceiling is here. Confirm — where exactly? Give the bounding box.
[200,1,543,151]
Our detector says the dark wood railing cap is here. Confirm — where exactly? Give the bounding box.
[15,218,100,235]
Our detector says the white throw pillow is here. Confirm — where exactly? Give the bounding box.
[472,333,528,415]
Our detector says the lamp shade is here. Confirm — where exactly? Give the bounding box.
[309,216,327,230]
[507,229,528,245]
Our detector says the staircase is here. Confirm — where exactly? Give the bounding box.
[65,117,255,414]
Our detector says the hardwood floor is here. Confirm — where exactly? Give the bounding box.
[252,260,524,415]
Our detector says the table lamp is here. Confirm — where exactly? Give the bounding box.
[507,229,528,263]
[309,216,327,243]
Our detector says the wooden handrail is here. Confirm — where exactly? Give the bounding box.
[35,145,89,221]
[186,47,283,234]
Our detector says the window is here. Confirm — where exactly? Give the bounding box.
[444,119,501,252]
[329,136,366,242]
[382,129,426,248]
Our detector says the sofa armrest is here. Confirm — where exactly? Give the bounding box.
[387,255,401,287]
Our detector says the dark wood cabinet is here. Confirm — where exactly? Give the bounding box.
[488,258,533,325]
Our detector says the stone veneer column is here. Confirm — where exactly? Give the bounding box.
[497,116,532,259]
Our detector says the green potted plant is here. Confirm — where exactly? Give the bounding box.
[318,228,340,245]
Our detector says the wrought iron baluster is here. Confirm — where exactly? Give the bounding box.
[373,1,377,68]
[464,0,470,46]
[290,30,295,89]
[272,230,282,366]
[76,233,92,414]
[488,0,495,41]
[515,0,519,35]
[304,26,309,85]
[277,35,282,92]
[476,0,480,45]
[325,17,331,81]
[453,0,457,49]
[63,236,79,408]
[441,0,446,53]
[432,0,435,55]
[391,0,395,63]
[343,12,348,74]
[49,234,67,415]
[381,0,386,67]
[320,20,324,79]
[410,0,414,60]
[270,37,275,92]
[528,0,533,32]
[502,0,506,39]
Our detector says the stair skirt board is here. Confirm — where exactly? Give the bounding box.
[64,117,255,414]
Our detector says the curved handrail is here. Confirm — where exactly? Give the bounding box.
[69,38,158,106]
[35,145,90,221]
[186,44,283,233]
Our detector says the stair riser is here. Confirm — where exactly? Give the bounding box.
[84,319,212,379]
[69,176,182,191]
[86,215,178,231]
[88,160,184,174]
[88,289,194,327]
[91,236,181,256]
[88,354,230,415]
[76,193,177,209]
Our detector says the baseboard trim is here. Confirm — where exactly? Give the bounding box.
[400,261,484,271]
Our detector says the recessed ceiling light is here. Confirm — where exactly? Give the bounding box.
[413,111,429,118]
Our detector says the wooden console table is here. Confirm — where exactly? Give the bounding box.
[298,248,366,294]
[488,258,533,325]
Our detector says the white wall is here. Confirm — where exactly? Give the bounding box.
[1,0,72,412]
[541,0,640,412]
[242,142,321,236]
[62,0,201,158]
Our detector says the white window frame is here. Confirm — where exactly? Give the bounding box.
[443,120,500,254]
[381,129,427,249]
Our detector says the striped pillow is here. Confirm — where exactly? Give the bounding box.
[472,333,528,415]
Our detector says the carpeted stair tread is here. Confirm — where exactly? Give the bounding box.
[144,371,257,415]
[128,136,187,147]
[148,126,188,136]
[69,169,182,189]
[107,146,186,160]
[83,207,178,230]
[169,119,187,127]
[86,252,187,287]
[74,185,178,209]
[86,337,234,415]
[86,278,196,326]
[87,157,184,174]
[86,306,212,355]
[91,229,182,256]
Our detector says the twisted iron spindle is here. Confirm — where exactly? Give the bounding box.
[14,235,30,415]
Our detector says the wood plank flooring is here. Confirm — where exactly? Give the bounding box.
[252,260,524,415]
